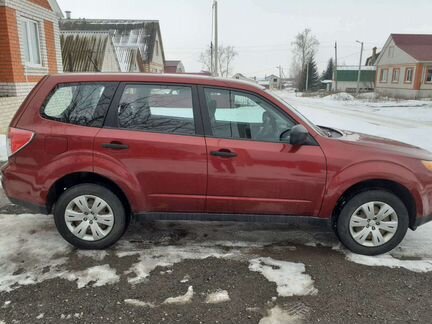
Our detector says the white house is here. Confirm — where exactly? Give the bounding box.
[375,34,432,99]
[60,18,165,73]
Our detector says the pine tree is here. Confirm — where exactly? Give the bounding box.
[321,58,334,81]
[306,55,320,91]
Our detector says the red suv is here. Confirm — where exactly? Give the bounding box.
[2,74,432,255]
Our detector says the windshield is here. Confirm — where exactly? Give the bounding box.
[267,90,327,136]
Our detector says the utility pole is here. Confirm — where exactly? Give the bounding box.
[356,40,364,95]
[305,62,310,92]
[210,42,214,75]
[213,0,219,77]
[334,41,338,92]
[277,65,283,89]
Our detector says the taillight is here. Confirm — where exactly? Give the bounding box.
[7,127,34,157]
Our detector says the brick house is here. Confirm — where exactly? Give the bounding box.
[0,0,63,133]
[60,19,166,73]
[375,34,432,99]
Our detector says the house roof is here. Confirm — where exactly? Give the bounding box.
[59,19,165,64]
[61,32,119,72]
[391,34,432,61]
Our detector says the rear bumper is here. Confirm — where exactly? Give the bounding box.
[1,162,49,214]
[7,197,49,214]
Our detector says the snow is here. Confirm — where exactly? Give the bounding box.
[0,214,117,291]
[259,305,306,324]
[205,289,230,304]
[273,90,432,152]
[0,135,6,161]
[323,92,355,101]
[163,285,194,305]
[249,257,317,297]
[64,264,120,288]
[124,299,156,308]
[117,246,240,285]
[342,222,432,272]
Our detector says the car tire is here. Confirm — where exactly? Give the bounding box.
[54,183,127,249]
[336,190,409,256]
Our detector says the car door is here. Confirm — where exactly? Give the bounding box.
[200,87,327,216]
[93,83,207,214]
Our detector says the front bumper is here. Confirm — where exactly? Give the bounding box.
[414,214,432,229]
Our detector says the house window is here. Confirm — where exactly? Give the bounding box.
[21,18,41,66]
[425,66,432,83]
[379,68,388,82]
[155,40,159,56]
[405,68,414,83]
[392,68,400,83]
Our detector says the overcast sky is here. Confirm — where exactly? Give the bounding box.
[58,0,432,77]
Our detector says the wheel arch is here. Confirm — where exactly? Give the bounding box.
[46,172,132,220]
[331,179,417,230]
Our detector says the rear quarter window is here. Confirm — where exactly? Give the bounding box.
[42,82,117,127]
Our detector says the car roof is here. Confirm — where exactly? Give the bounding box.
[47,73,265,92]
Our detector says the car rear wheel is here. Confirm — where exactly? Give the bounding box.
[54,184,127,249]
[336,190,409,255]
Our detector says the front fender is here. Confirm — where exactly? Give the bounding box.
[319,160,424,218]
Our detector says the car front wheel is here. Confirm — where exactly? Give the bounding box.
[336,190,409,255]
[54,184,127,249]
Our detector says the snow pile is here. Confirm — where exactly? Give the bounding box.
[117,246,241,285]
[323,92,354,101]
[64,264,120,288]
[205,289,230,304]
[163,286,194,305]
[249,257,317,297]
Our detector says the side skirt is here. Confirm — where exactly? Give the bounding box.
[134,212,331,227]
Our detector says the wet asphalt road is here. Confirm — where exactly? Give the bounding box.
[1,185,432,324]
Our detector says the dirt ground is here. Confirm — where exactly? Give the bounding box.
[1,186,431,324]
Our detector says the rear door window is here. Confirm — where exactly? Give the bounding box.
[116,84,196,135]
[42,83,117,127]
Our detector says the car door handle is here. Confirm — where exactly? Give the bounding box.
[210,149,237,158]
[101,142,129,150]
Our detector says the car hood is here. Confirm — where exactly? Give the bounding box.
[335,129,432,160]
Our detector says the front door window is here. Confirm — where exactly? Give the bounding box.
[203,88,294,142]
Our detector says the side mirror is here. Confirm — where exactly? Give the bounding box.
[289,125,309,146]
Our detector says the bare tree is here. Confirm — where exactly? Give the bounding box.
[199,45,238,77]
[291,28,319,81]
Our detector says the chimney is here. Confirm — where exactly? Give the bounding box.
[65,11,71,19]
[372,46,377,57]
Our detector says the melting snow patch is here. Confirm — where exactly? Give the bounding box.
[259,304,308,324]
[180,275,190,283]
[343,223,432,272]
[163,286,194,305]
[205,289,230,304]
[345,253,432,273]
[0,214,71,292]
[125,299,156,308]
[64,264,120,288]
[77,250,108,261]
[117,246,240,285]
[249,257,317,297]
